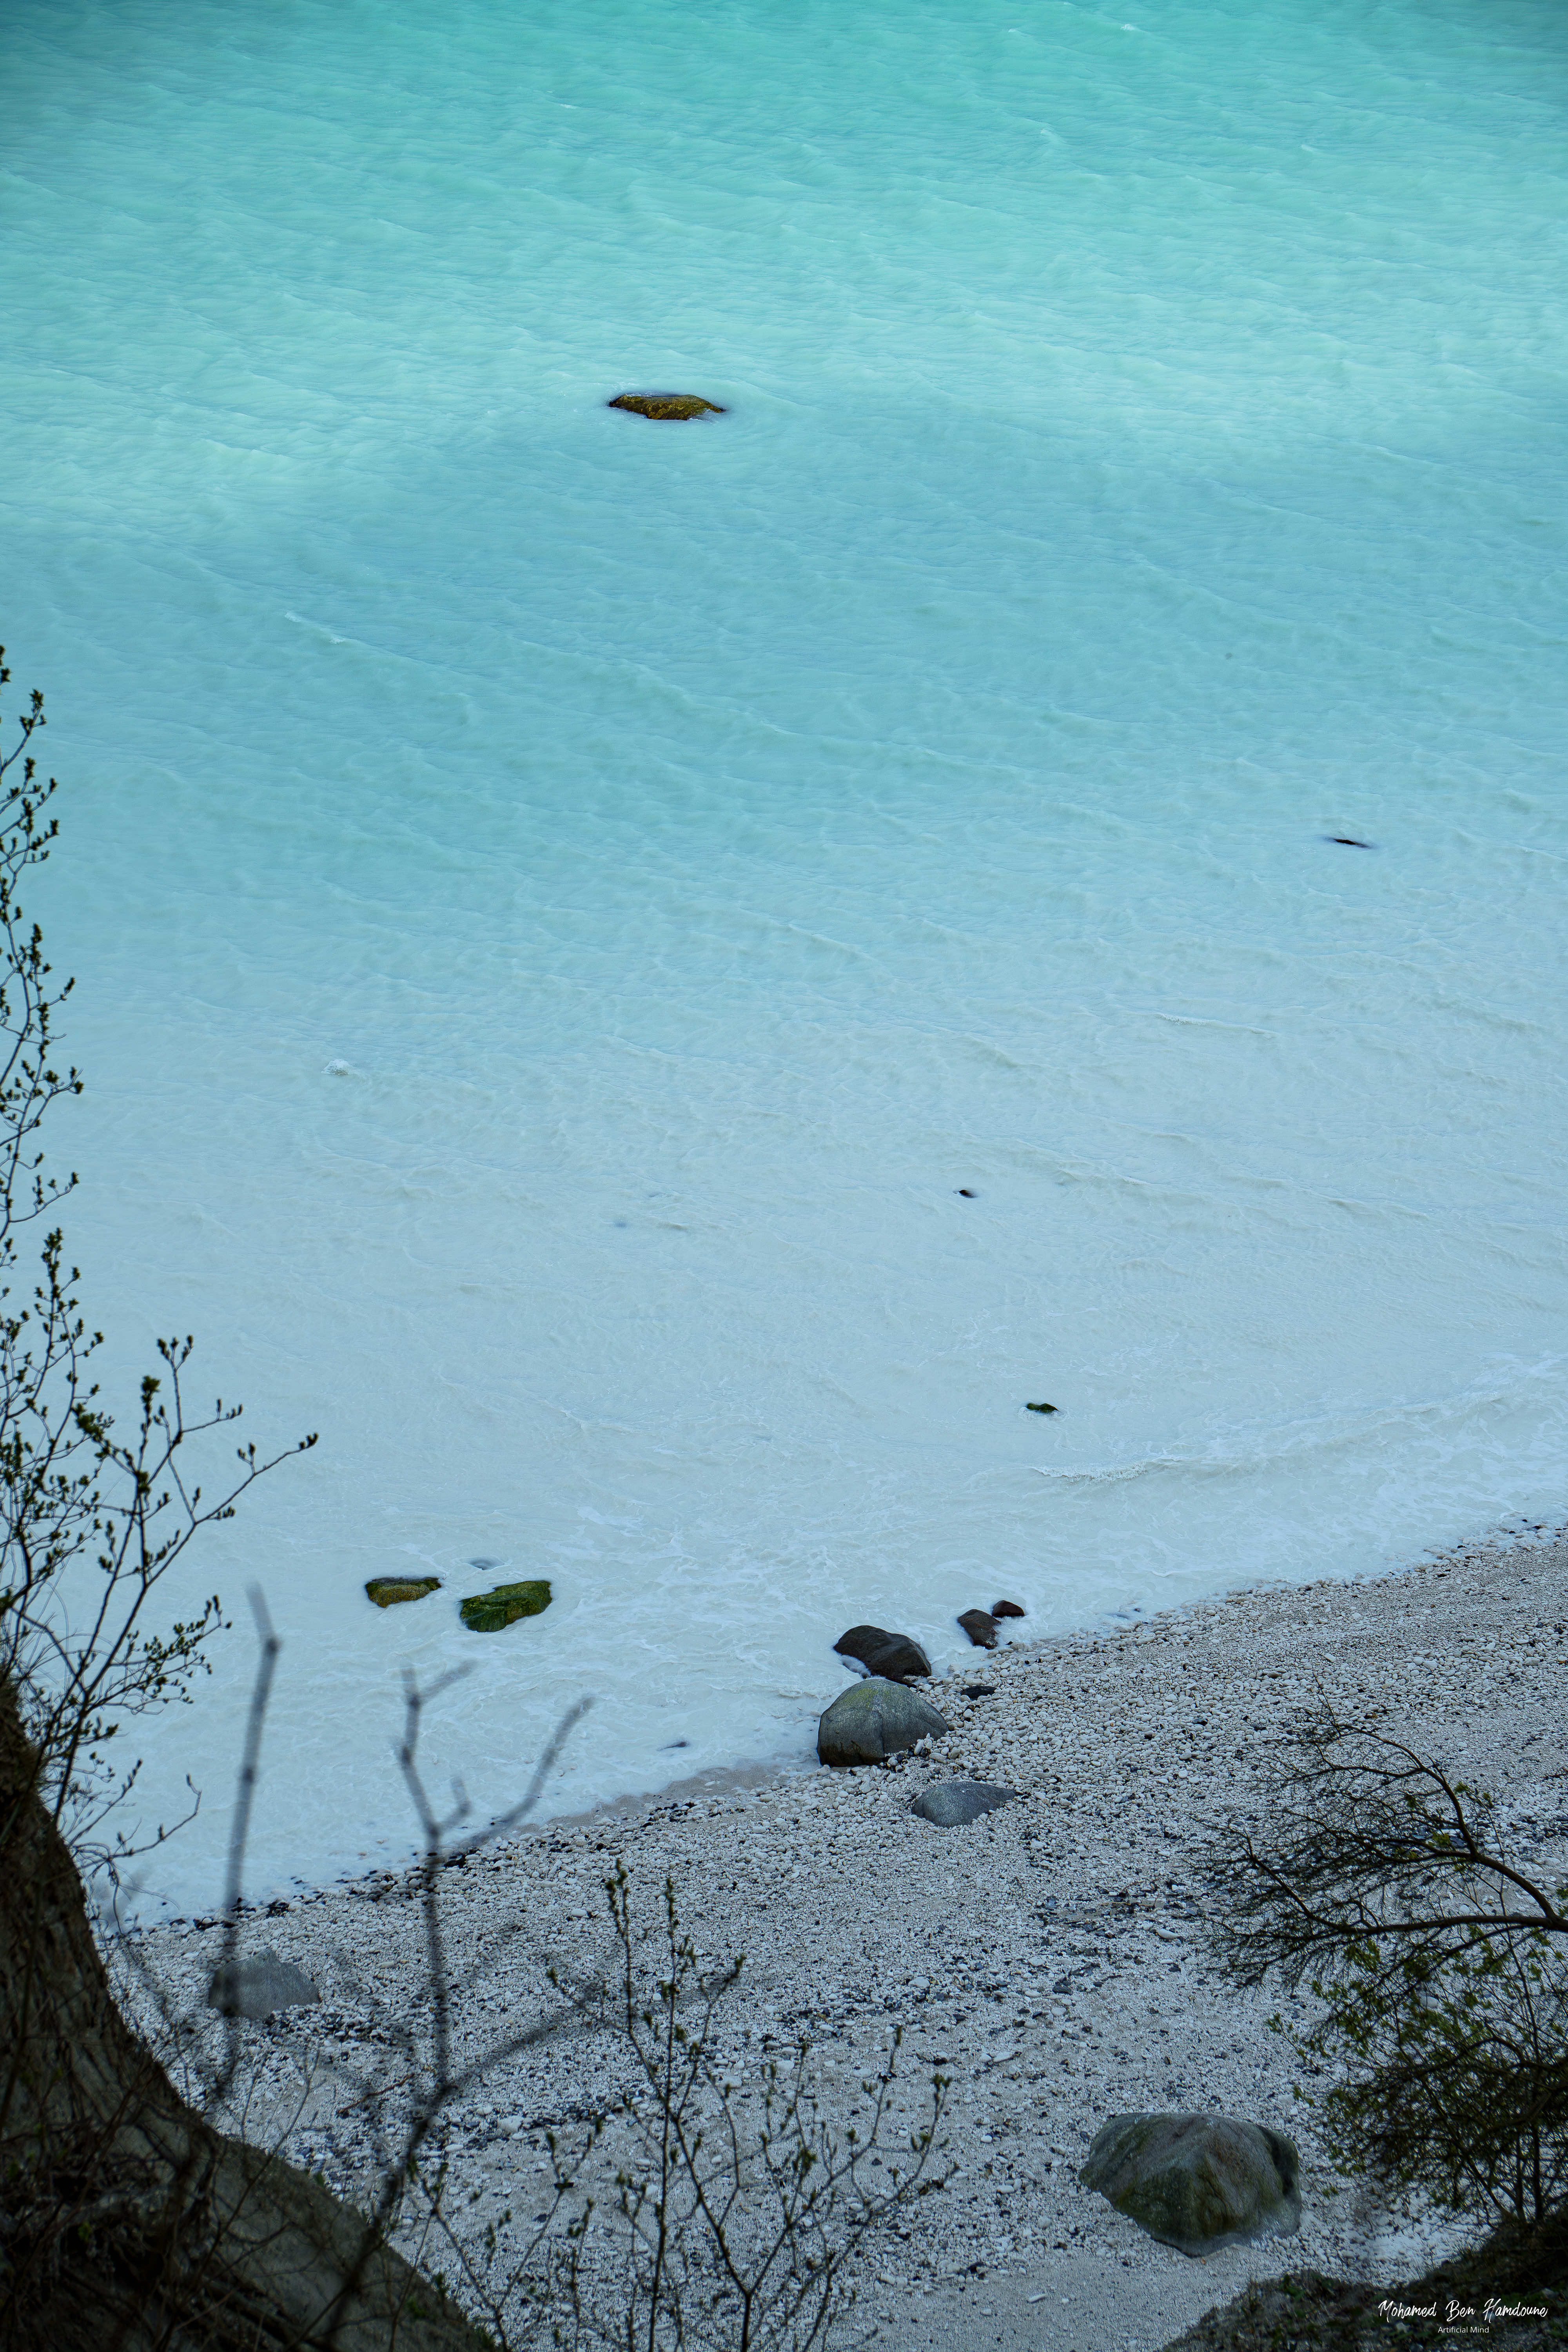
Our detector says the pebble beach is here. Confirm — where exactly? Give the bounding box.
[121,1524,1568,2351]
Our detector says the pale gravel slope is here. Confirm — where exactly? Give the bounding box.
[120,1526,1568,2351]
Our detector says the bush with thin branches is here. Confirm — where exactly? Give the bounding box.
[1209,1704,1568,2230]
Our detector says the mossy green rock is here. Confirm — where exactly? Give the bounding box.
[459,1579,552,1633]
[817,1677,950,1766]
[365,1575,441,1608]
[608,392,725,420]
[1080,2113,1301,2257]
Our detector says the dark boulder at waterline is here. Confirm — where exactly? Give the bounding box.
[958,1608,1000,1648]
[833,1625,892,1664]
[910,1780,1018,1828]
[833,1624,931,1681]
[1080,2113,1301,2257]
[608,392,725,419]
[817,1678,950,1767]
[993,1599,1025,1619]
[365,1575,441,1608]
[459,1579,552,1632]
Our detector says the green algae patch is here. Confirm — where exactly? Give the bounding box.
[460,1579,552,1633]
[365,1575,441,1608]
[608,392,725,420]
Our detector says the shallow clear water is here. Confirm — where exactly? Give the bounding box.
[4,0,1565,1910]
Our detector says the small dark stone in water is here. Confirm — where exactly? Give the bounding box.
[469,1556,502,1569]
[608,392,725,420]
[1325,835,1374,848]
[993,1599,1025,1619]
[1025,1401,1058,1414]
[662,1739,690,1749]
[957,1188,976,1197]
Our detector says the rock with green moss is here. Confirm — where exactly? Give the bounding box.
[608,392,725,420]
[459,1579,552,1633]
[365,1575,441,1609]
[1080,2113,1301,2257]
[817,1678,950,1766]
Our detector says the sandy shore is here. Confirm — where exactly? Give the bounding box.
[123,1524,1568,2351]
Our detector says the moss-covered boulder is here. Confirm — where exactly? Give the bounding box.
[817,1678,950,1767]
[459,1579,552,1633]
[1080,2113,1301,2257]
[365,1575,441,1609]
[608,392,725,420]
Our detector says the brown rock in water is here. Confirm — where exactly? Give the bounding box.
[608,392,725,420]
[958,1608,999,1648]
[993,1599,1025,1619]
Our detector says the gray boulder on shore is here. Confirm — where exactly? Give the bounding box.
[207,1949,320,2021]
[910,1780,1018,1827]
[1080,2111,1301,2257]
[817,1678,951,1767]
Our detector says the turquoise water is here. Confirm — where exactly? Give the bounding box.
[4,0,1565,1909]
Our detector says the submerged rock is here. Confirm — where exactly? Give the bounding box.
[958,1608,999,1648]
[1080,2113,1301,2257]
[207,1950,319,2020]
[459,1579,552,1632]
[365,1575,441,1608]
[608,392,725,420]
[910,1780,1018,1827]
[817,1678,950,1767]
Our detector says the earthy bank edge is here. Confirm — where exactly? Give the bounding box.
[122,1521,1568,2352]
[1166,2220,1568,2352]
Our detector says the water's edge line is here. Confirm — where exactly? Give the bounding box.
[116,1506,1564,1933]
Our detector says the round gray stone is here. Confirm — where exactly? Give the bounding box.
[909,1780,1018,1827]
[207,1949,320,2020]
[1080,2112,1301,2256]
[817,1678,951,1767]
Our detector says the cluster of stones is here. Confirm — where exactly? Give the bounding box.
[811,1601,1304,2252]
[816,1614,1021,1827]
[362,1573,552,1632]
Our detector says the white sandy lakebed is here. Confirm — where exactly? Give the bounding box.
[123,1529,1568,2350]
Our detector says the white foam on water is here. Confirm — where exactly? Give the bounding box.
[3,0,1565,1910]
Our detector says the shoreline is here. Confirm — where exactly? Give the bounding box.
[123,1517,1568,2350]
[131,1510,1567,1930]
